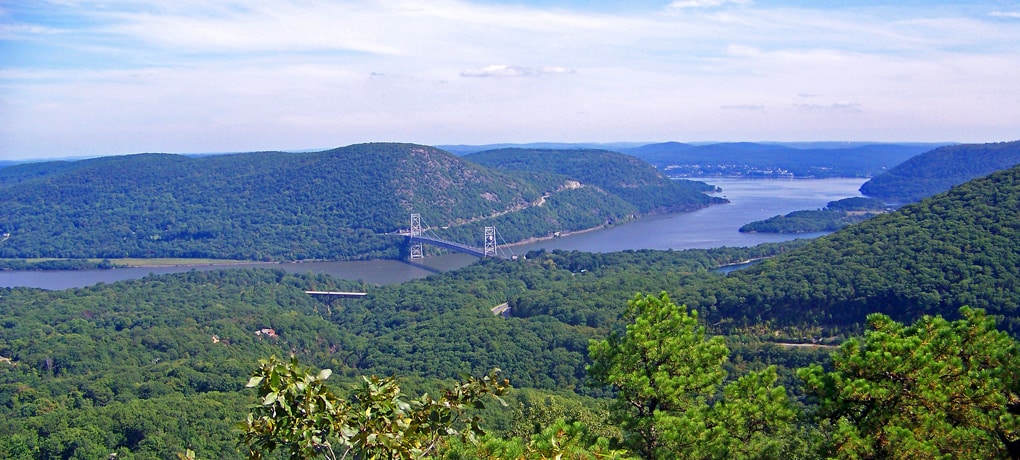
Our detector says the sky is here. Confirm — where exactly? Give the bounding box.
[1,0,1019,160]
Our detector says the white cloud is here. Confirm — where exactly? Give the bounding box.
[461,65,534,78]
[2,0,1019,158]
[721,104,765,110]
[0,23,61,38]
[669,0,750,9]
[990,11,1020,19]
[795,101,861,112]
[460,65,575,78]
[537,66,575,75]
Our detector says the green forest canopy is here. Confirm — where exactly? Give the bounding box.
[0,144,718,262]
[3,150,1020,458]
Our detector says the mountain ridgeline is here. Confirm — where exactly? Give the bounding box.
[464,148,724,214]
[860,140,1020,203]
[620,142,937,178]
[0,144,719,261]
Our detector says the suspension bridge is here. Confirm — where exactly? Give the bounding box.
[399,213,515,260]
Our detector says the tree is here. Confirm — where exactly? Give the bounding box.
[441,419,634,460]
[239,356,509,460]
[588,292,800,459]
[799,307,1020,459]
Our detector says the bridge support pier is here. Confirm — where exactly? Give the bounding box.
[405,213,510,260]
[484,226,496,258]
[410,213,424,260]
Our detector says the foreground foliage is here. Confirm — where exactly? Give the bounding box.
[800,307,1020,459]
[588,293,804,459]
[240,356,509,460]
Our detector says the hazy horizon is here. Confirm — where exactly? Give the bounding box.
[2,1,1018,161]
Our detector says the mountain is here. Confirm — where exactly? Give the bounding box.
[621,142,937,178]
[0,143,720,261]
[464,148,724,214]
[5,164,1020,457]
[859,140,1020,203]
[693,163,1020,335]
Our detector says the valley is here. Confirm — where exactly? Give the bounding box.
[1,142,1019,459]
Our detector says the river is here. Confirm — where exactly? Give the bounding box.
[0,178,865,290]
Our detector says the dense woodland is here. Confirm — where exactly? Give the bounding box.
[618,142,935,178]
[3,162,1020,458]
[0,245,813,458]
[0,144,717,262]
[739,197,889,234]
[860,140,1020,203]
[3,143,1020,458]
[702,165,1020,336]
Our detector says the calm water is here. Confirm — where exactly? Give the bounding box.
[0,178,864,290]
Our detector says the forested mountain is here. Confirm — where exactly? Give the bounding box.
[5,163,1020,457]
[860,140,1020,203]
[621,142,936,178]
[5,150,1020,458]
[684,163,1020,335]
[0,144,719,261]
[464,148,723,214]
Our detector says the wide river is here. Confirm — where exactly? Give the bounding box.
[0,178,865,290]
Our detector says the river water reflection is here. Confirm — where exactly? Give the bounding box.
[0,178,865,290]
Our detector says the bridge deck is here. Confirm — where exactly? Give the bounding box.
[305,291,368,298]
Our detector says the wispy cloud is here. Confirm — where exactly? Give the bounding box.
[795,101,862,112]
[460,65,575,78]
[721,104,765,111]
[669,0,750,9]
[990,11,1020,19]
[1,0,1018,158]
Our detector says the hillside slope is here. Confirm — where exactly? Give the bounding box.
[860,140,1020,203]
[465,148,723,214]
[690,164,1020,334]
[0,144,716,261]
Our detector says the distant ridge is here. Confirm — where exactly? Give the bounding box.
[860,140,1020,203]
[437,142,647,156]
[620,142,941,178]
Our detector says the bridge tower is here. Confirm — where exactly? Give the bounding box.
[484,226,497,258]
[409,213,424,259]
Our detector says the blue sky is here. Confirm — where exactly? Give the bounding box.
[1,0,1019,160]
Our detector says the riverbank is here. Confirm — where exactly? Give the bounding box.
[0,178,868,289]
[0,257,268,271]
